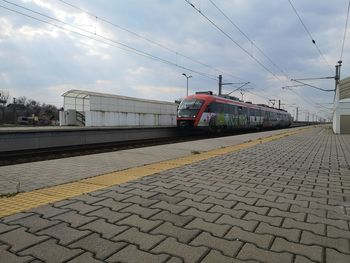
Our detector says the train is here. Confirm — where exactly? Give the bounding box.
[177,91,292,131]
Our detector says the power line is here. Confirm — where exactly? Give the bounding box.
[208,0,291,81]
[340,0,350,61]
[0,0,219,81]
[287,0,334,74]
[57,0,246,83]
[184,0,288,86]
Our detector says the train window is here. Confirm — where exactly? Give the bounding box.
[178,99,204,118]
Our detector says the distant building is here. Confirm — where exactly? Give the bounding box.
[333,76,350,134]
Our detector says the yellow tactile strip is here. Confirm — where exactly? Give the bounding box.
[0,127,310,218]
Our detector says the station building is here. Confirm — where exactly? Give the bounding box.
[59,90,178,127]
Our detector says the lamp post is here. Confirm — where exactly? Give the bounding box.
[182,73,192,97]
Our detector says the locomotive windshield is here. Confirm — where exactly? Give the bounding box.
[178,99,204,118]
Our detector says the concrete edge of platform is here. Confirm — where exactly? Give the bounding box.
[0,126,313,218]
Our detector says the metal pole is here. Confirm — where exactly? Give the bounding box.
[296,107,298,121]
[218,75,222,95]
[186,78,189,97]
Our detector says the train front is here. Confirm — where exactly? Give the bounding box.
[177,96,205,128]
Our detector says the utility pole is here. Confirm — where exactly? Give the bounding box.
[13,97,16,124]
[335,60,342,91]
[278,100,281,109]
[218,75,222,95]
[296,107,299,121]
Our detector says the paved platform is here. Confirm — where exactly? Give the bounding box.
[1,126,350,262]
[0,127,303,195]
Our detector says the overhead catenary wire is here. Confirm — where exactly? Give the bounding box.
[0,0,219,82]
[340,0,350,61]
[208,0,291,81]
[184,0,289,87]
[287,0,334,74]
[56,0,246,83]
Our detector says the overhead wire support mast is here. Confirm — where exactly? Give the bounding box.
[184,0,288,86]
[0,0,218,82]
[57,0,246,83]
[287,0,333,74]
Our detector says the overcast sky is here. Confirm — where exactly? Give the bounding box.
[0,0,349,120]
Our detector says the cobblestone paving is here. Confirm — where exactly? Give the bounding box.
[1,126,350,263]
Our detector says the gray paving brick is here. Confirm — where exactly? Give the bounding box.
[225,194,257,205]
[237,243,293,263]
[307,214,349,230]
[255,199,290,211]
[152,222,200,243]
[197,189,229,199]
[185,218,230,237]
[255,222,301,242]
[19,239,82,263]
[0,212,34,224]
[268,208,306,221]
[69,233,126,260]
[67,252,104,263]
[216,214,258,231]
[175,190,206,202]
[122,195,160,207]
[86,207,130,223]
[191,232,242,257]
[70,194,106,204]
[150,186,181,196]
[177,199,213,211]
[173,184,202,194]
[151,211,194,227]
[113,227,165,250]
[208,205,245,219]
[181,207,221,222]
[149,193,185,204]
[79,218,128,239]
[117,214,162,232]
[283,218,325,235]
[8,214,60,233]
[51,210,97,227]
[28,205,68,219]
[151,201,188,214]
[107,244,169,263]
[326,248,350,263]
[61,201,102,214]
[290,204,326,218]
[0,244,34,263]
[301,230,350,254]
[0,227,48,252]
[225,226,273,249]
[152,237,208,263]
[201,250,256,263]
[37,222,90,246]
[93,190,132,200]
[92,198,131,212]
[121,204,160,218]
[0,222,19,234]
[202,196,236,209]
[234,202,269,215]
[271,237,323,262]
[294,255,316,263]
[244,211,283,226]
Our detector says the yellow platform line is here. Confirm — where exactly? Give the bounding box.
[0,127,309,218]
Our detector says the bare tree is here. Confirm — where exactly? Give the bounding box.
[0,90,9,123]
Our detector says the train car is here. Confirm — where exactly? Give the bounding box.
[177,92,292,131]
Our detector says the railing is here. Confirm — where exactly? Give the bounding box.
[76,111,85,126]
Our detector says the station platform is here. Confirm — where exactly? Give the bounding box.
[0,125,349,262]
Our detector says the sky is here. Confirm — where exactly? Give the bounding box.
[0,0,349,121]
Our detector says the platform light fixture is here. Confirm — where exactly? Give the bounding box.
[182,73,192,97]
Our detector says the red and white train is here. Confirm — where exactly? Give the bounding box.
[177,92,292,130]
